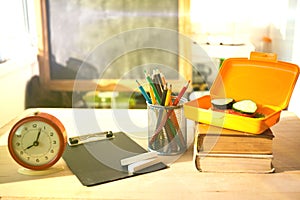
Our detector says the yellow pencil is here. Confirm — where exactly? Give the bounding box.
[149,86,156,105]
[164,84,172,106]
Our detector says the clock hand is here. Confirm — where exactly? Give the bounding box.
[25,144,34,150]
[25,129,42,150]
[35,128,42,142]
[24,140,39,150]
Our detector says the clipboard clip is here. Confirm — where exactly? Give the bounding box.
[68,131,115,146]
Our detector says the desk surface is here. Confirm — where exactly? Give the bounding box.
[1,108,300,199]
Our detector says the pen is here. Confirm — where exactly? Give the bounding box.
[144,70,161,105]
[136,80,152,104]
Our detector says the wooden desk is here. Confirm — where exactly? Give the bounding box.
[1,109,300,199]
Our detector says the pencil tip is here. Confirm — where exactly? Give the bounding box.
[185,80,191,87]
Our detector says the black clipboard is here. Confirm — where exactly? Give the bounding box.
[62,132,167,186]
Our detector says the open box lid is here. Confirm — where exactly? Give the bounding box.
[210,52,299,109]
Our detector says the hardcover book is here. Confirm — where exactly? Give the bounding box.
[195,153,275,173]
[196,123,274,154]
[194,123,275,173]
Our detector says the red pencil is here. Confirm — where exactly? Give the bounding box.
[172,80,190,106]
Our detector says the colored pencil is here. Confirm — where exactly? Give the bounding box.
[164,84,172,106]
[136,80,152,104]
[144,70,161,105]
[172,80,190,106]
[149,86,156,105]
[160,84,168,106]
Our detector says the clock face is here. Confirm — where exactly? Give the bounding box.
[8,114,66,170]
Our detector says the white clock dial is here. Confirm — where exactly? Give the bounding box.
[8,112,67,170]
[11,121,61,167]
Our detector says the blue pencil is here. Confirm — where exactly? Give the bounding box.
[136,80,152,104]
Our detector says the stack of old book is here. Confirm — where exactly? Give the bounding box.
[194,123,275,173]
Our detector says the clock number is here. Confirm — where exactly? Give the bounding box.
[32,124,37,128]
[16,142,20,146]
[36,158,40,163]
[20,151,24,155]
[45,156,48,160]
[50,132,54,137]
[50,149,54,153]
[53,140,56,145]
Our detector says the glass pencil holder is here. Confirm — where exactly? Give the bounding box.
[147,98,187,155]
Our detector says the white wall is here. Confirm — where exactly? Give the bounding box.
[289,0,300,117]
[191,0,300,117]
[0,0,38,127]
[0,57,38,128]
[190,0,294,59]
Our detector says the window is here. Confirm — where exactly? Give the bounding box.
[35,0,192,92]
[0,0,36,62]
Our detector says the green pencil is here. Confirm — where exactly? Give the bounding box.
[144,70,161,105]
